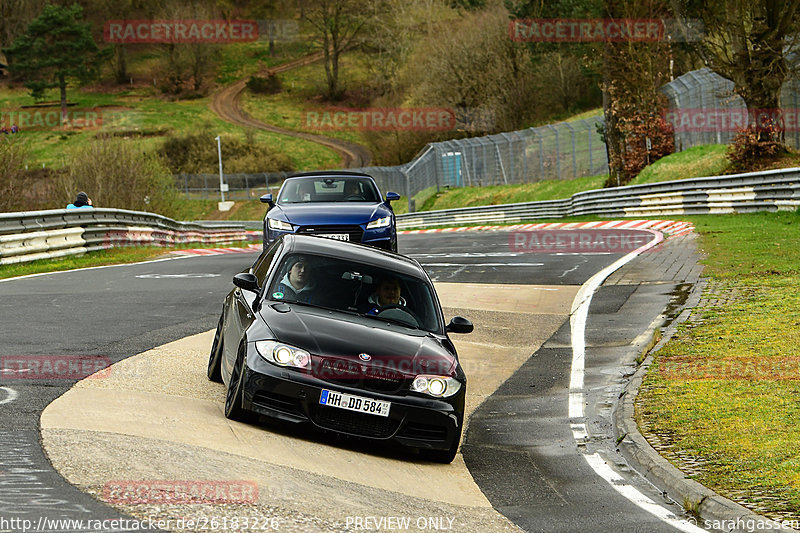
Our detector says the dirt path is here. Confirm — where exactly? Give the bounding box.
[210,51,373,168]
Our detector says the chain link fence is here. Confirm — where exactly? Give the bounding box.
[662,66,800,151]
[177,116,609,212]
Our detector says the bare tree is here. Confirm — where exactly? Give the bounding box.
[299,0,375,99]
[0,0,47,51]
[674,0,800,140]
[404,7,537,132]
[359,0,453,96]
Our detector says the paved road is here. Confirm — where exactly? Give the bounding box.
[0,228,701,532]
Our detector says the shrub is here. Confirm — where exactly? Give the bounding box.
[159,128,293,174]
[246,74,282,95]
[604,110,675,188]
[60,137,180,216]
[726,120,786,172]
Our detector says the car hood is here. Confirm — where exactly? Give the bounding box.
[269,203,389,226]
[259,304,455,377]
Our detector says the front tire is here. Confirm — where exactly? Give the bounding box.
[419,433,460,464]
[224,345,250,421]
[207,315,224,383]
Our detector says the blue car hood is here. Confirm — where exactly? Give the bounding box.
[269,203,389,226]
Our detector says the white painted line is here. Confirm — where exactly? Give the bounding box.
[422,263,544,267]
[0,386,18,405]
[0,253,198,284]
[584,454,706,532]
[567,228,708,532]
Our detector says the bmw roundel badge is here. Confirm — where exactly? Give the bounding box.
[358,353,371,361]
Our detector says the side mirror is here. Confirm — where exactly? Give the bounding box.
[260,193,275,207]
[446,316,473,334]
[385,192,400,202]
[233,272,260,292]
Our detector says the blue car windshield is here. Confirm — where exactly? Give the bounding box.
[278,177,380,204]
[267,253,442,333]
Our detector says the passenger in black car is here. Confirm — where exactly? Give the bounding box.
[364,276,407,315]
[274,255,317,304]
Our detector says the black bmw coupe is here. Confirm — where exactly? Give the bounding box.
[207,234,473,463]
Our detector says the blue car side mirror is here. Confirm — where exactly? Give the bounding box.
[385,192,400,202]
[260,194,275,207]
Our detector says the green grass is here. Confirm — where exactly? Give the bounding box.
[628,144,730,186]
[638,211,800,520]
[239,50,372,146]
[0,84,340,170]
[216,39,317,85]
[418,175,607,211]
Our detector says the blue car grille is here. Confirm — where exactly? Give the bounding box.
[296,225,364,242]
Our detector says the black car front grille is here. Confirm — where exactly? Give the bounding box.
[311,405,399,438]
[252,391,304,416]
[399,422,448,442]
[296,225,364,243]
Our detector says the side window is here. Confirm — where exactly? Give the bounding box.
[252,242,282,285]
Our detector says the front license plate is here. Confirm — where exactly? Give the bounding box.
[319,389,390,417]
[317,233,350,241]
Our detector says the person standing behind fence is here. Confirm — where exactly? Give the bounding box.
[66,191,93,209]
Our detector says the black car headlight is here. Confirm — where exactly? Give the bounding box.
[255,341,310,370]
[268,218,294,231]
[410,375,462,398]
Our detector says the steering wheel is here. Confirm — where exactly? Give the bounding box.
[375,304,422,328]
[344,194,364,201]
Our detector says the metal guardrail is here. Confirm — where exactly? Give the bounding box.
[3,168,797,262]
[0,208,247,265]
[395,167,800,229]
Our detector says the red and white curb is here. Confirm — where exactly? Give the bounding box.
[400,219,694,239]
[169,244,261,256]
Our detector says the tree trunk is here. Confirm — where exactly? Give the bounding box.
[331,47,340,99]
[737,48,786,142]
[115,45,128,85]
[59,73,68,127]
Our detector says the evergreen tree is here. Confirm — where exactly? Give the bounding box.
[3,4,108,126]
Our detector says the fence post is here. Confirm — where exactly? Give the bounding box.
[587,120,593,175]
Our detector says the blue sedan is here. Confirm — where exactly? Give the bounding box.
[260,172,400,252]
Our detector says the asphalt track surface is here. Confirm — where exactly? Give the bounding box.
[0,229,698,532]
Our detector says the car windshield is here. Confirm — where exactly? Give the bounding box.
[277,177,380,204]
[266,253,441,333]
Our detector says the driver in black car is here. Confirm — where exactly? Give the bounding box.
[274,255,318,304]
[363,276,406,315]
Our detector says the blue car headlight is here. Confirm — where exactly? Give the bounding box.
[366,216,391,230]
[268,218,294,231]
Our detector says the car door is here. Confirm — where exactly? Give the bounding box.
[221,241,282,379]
